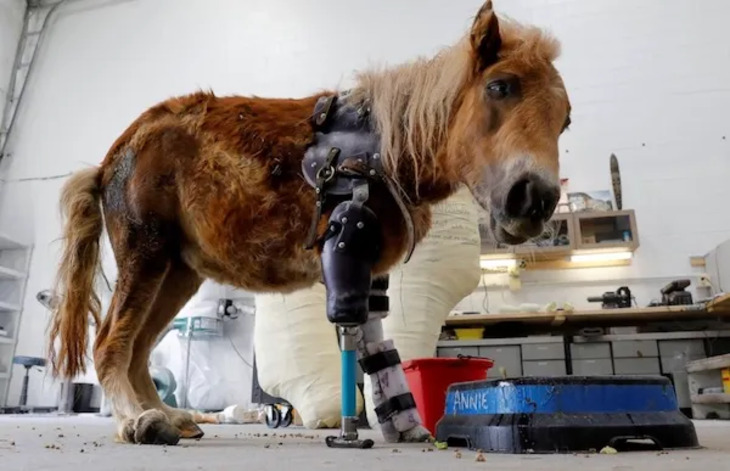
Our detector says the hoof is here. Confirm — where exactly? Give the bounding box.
[134,410,181,445]
[399,425,432,443]
[179,422,205,440]
[118,419,136,444]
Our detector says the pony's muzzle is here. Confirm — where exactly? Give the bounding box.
[492,172,560,243]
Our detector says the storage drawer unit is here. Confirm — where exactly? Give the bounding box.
[572,359,613,376]
[614,358,661,375]
[523,360,566,377]
[479,346,522,378]
[659,340,706,373]
[437,346,479,359]
[522,342,565,361]
[571,342,611,359]
[612,340,659,358]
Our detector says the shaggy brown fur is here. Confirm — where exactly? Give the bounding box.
[47,1,570,445]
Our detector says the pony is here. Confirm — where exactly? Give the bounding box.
[47,1,571,445]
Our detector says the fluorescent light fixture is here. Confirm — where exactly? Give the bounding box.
[570,251,632,263]
[480,258,517,270]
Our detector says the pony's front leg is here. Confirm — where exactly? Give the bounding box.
[357,276,431,443]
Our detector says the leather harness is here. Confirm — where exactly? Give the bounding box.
[301,92,416,263]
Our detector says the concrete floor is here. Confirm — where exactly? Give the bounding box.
[0,414,728,470]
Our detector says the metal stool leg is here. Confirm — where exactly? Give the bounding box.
[20,366,31,407]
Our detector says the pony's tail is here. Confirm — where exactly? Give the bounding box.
[48,167,104,379]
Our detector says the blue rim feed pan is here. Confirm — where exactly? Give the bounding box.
[434,376,700,454]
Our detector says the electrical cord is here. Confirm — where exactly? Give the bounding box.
[481,272,490,313]
[227,332,253,370]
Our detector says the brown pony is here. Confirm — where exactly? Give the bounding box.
[48,1,570,445]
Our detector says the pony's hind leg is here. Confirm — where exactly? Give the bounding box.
[93,251,179,445]
[127,262,204,439]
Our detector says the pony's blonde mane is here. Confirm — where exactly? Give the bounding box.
[348,37,471,193]
[347,17,561,195]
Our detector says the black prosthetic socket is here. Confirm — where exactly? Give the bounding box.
[322,198,382,326]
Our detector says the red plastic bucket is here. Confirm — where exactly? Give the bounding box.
[402,356,493,435]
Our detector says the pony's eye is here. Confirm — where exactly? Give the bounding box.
[486,80,510,99]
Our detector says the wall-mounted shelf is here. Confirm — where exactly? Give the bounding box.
[0,266,26,280]
[0,233,32,407]
[0,234,24,251]
[0,301,21,312]
[480,210,639,266]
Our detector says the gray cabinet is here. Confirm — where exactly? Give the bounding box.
[612,340,658,358]
[571,343,611,359]
[572,359,613,376]
[437,346,479,359]
[614,358,661,375]
[479,346,522,378]
[659,340,705,373]
[522,342,565,361]
[523,360,566,377]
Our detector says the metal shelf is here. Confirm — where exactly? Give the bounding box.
[0,301,20,312]
[0,233,25,251]
[692,393,730,405]
[0,266,26,280]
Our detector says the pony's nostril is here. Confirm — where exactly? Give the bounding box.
[504,174,559,222]
[505,178,531,219]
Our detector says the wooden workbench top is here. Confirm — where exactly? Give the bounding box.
[445,293,730,328]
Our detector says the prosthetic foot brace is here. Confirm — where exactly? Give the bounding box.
[357,277,432,443]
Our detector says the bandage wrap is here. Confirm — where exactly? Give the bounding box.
[356,276,423,432]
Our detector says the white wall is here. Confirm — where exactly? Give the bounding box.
[0,0,25,121]
[0,0,729,404]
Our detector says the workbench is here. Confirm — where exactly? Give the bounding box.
[443,293,730,335]
[436,293,730,417]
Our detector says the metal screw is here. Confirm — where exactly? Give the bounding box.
[338,242,345,249]
[369,169,376,176]
[315,188,321,194]
[357,222,364,229]
[341,217,348,224]
[316,201,321,206]
[373,153,380,159]
[311,162,317,168]
[319,112,327,121]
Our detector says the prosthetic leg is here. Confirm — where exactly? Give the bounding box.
[322,183,378,449]
[321,183,429,448]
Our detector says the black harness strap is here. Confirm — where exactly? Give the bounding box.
[301,94,416,263]
[304,147,340,250]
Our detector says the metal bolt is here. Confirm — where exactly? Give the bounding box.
[341,217,348,224]
[316,201,321,206]
[373,153,380,159]
[315,188,321,194]
[311,162,317,168]
[319,112,327,121]
[369,169,376,176]
[357,222,364,229]
[338,242,346,249]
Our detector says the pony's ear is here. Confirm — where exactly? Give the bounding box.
[470,1,502,70]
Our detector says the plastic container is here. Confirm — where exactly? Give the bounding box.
[454,327,484,340]
[403,357,493,434]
